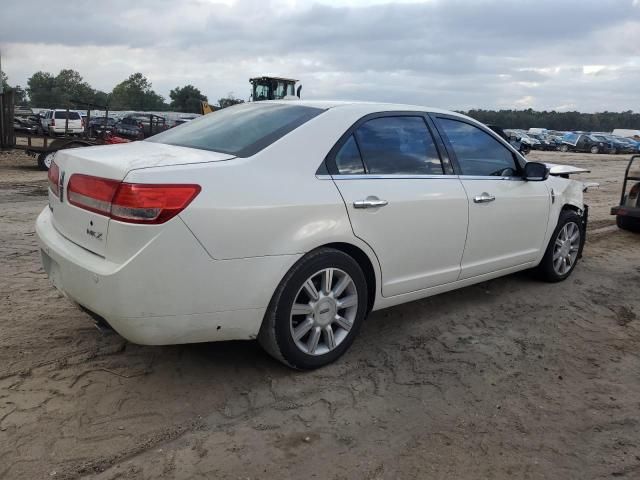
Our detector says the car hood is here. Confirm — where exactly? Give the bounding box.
[544,163,590,176]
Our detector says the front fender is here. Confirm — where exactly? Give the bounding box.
[535,177,586,264]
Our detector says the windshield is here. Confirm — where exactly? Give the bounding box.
[147,103,324,157]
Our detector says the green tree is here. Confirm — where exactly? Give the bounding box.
[169,84,207,113]
[13,85,27,105]
[52,69,94,104]
[27,71,56,108]
[93,90,109,108]
[110,73,167,111]
[217,94,244,109]
[0,70,8,92]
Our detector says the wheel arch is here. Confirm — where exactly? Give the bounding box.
[321,242,377,314]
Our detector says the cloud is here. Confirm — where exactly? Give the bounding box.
[1,0,639,111]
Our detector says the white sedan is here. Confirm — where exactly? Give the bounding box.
[36,101,588,369]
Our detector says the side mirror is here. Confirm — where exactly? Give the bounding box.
[523,162,549,181]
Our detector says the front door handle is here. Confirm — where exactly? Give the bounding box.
[353,197,389,209]
[473,192,496,203]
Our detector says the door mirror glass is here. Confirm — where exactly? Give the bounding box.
[523,162,549,181]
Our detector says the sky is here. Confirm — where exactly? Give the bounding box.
[1,0,639,112]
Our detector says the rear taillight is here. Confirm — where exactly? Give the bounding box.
[51,118,55,127]
[67,174,200,224]
[48,161,60,197]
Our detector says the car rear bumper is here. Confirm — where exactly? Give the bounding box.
[36,207,298,345]
[611,206,640,217]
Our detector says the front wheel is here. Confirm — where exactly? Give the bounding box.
[590,145,600,154]
[259,248,369,369]
[560,144,569,153]
[536,210,584,282]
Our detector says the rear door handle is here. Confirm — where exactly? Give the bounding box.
[473,192,496,203]
[353,197,389,209]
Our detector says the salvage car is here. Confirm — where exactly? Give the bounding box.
[560,133,609,154]
[37,102,589,369]
[13,117,39,134]
[89,117,118,136]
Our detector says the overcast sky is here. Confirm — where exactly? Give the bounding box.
[1,0,639,112]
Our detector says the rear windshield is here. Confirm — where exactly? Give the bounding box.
[54,111,81,120]
[147,103,324,157]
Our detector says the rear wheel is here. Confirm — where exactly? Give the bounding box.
[590,145,599,154]
[258,248,368,369]
[536,210,583,282]
[617,215,640,233]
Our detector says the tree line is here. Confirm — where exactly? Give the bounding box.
[2,69,639,129]
[463,108,640,132]
[1,69,243,114]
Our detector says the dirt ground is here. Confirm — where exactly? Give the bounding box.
[1,149,639,479]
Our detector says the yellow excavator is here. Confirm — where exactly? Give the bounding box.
[200,76,301,115]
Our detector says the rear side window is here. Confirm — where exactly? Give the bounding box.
[438,118,518,176]
[148,103,324,157]
[335,135,365,174]
[354,116,444,175]
[54,111,81,120]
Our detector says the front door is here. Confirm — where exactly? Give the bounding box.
[329,114,469,296]
[434,116,550,279]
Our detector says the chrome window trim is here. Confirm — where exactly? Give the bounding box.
[323,173,526,181]
[327,174,459,180]
[458,175,525,181]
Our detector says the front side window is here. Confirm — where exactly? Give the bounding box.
[353,116,443,175]
[148,103,324,157]
[438,118,519,177]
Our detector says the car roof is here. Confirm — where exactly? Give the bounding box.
[263,100,472,119]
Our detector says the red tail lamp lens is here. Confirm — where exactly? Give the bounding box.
[111,184,201,224]
[48,161,60,198]
[66,174,200,224]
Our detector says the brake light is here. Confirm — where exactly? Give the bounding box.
[67,175,119,216]
[67,174,200,224]
[48,161,60,197]
[51,118,55,127]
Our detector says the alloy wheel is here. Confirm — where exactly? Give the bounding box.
[289,268,358,356]
[553,222,580,275]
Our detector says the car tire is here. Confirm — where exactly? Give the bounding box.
[590,146,599,154]
[37,151,56,171]
[258,248,369,369]
[617,215,640,233]
[536,210,584,282]
[560,145,569,153]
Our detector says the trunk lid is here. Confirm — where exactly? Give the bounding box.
[50,141,233,256]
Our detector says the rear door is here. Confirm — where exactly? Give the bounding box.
[329,113,469,297]
[433,115,550,279]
